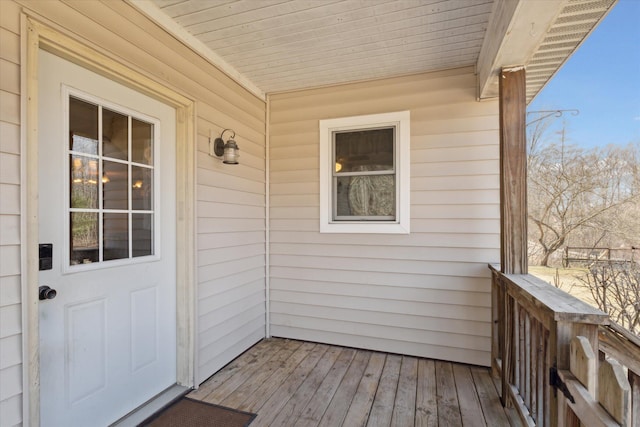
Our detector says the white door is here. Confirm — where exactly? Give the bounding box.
[37,50,177,427]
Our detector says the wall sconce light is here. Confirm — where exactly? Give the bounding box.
[210,129,239,164]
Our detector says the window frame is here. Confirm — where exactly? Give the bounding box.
[319,111,410,234]
[63,86,161,273]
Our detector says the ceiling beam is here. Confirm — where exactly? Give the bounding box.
[476,0,566,100]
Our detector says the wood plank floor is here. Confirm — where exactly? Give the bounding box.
[188,338,523,426]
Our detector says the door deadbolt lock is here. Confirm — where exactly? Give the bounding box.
[39,286,57,301]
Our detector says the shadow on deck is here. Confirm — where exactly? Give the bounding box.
[188,338,522,426]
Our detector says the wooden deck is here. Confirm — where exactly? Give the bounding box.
[188,338,522,426]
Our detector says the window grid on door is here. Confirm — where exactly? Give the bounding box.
[68,96,155,266]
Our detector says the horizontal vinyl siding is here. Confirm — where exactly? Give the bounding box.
[268,68,499,366]
[0,1,23,425]
[5,4,266,418]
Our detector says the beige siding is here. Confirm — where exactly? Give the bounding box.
[1,1,266,421]
[1,1,23,425]
[269,68,499,366]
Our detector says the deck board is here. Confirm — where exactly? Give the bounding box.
[298,347,357,425]
[391,356,418,427]
[416,358,438,426]
[341,351,386,426]
[367,354,402,427]
[435,360,463,426]
[453,363,486,427]
[188,338,523,426]
[318,349,370,426]
[268,346,343,427]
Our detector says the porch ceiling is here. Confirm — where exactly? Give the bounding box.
[132,0,616,100]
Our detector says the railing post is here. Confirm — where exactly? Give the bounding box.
[499,66,527,275]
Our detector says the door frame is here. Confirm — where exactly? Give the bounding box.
[22,15,197,426]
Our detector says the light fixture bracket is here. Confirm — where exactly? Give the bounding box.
[213,137,226,157]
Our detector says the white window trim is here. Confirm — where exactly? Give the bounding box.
[319,111,410,234]
[62,86,162,273]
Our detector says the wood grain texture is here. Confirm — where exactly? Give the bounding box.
[499,67,527,275]
[190,338,522,426]
[415,358,438,427]
[341,352,386,426]
[391,356,418,427]
[318,350,370,427]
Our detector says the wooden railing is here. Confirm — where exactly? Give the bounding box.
[490,264,611,426]
[598,323,640,425]
[555,331,637,426]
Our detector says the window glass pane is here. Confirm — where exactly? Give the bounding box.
[102,161,128,210]
[69,97,98,154]
[132,213,153,257]
[103,108,128,160]
[335,128,394,173]
[68,95,158,266]
[70,212,98,264]
[70,155,99,209]
[336,175,395,218]
[132,119,153,165]
[103,213,129,261]
[132,166,152,211]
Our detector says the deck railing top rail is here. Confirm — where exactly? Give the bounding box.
[489,264,608,324]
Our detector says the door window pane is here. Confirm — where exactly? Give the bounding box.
[103,109,128,160]
[103,161,128,210]
[131,166,152,211]
[70,212,98,264]
[69,97,98,154]
[68,94,156,266]
[132,214,153,257]
[70,155,98,209]
[103,213,129,261]
[132,119,153,165]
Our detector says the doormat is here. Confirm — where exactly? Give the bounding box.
[139,397,256,427]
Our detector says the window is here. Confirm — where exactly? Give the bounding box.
[67,94,157,267]
[319,111,410,233]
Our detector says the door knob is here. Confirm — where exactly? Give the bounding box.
[39,285,57,300]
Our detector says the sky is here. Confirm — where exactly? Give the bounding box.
[527,0,640,148]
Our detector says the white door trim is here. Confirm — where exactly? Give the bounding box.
[22,15,197,426]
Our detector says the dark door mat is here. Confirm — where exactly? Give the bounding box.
[139,397,256,427]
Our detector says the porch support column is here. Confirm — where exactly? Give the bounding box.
[499,66,528,274]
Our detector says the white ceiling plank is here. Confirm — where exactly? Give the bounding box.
[184,0,344,35]
[131,0,265,99]
[230,17,489,67]
[162,0,281,22]
[237,27,487,76]
[154,0,191,9]
[256,53,479,91]
[197,1,385,47]
[196,0,448,45]
[246,40,483,83]
[136,0,616,96]
[212,1,492,59]
[218,8,491,70]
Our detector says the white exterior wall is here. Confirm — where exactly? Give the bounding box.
[269,68,500,366]
[0,1,266,424]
